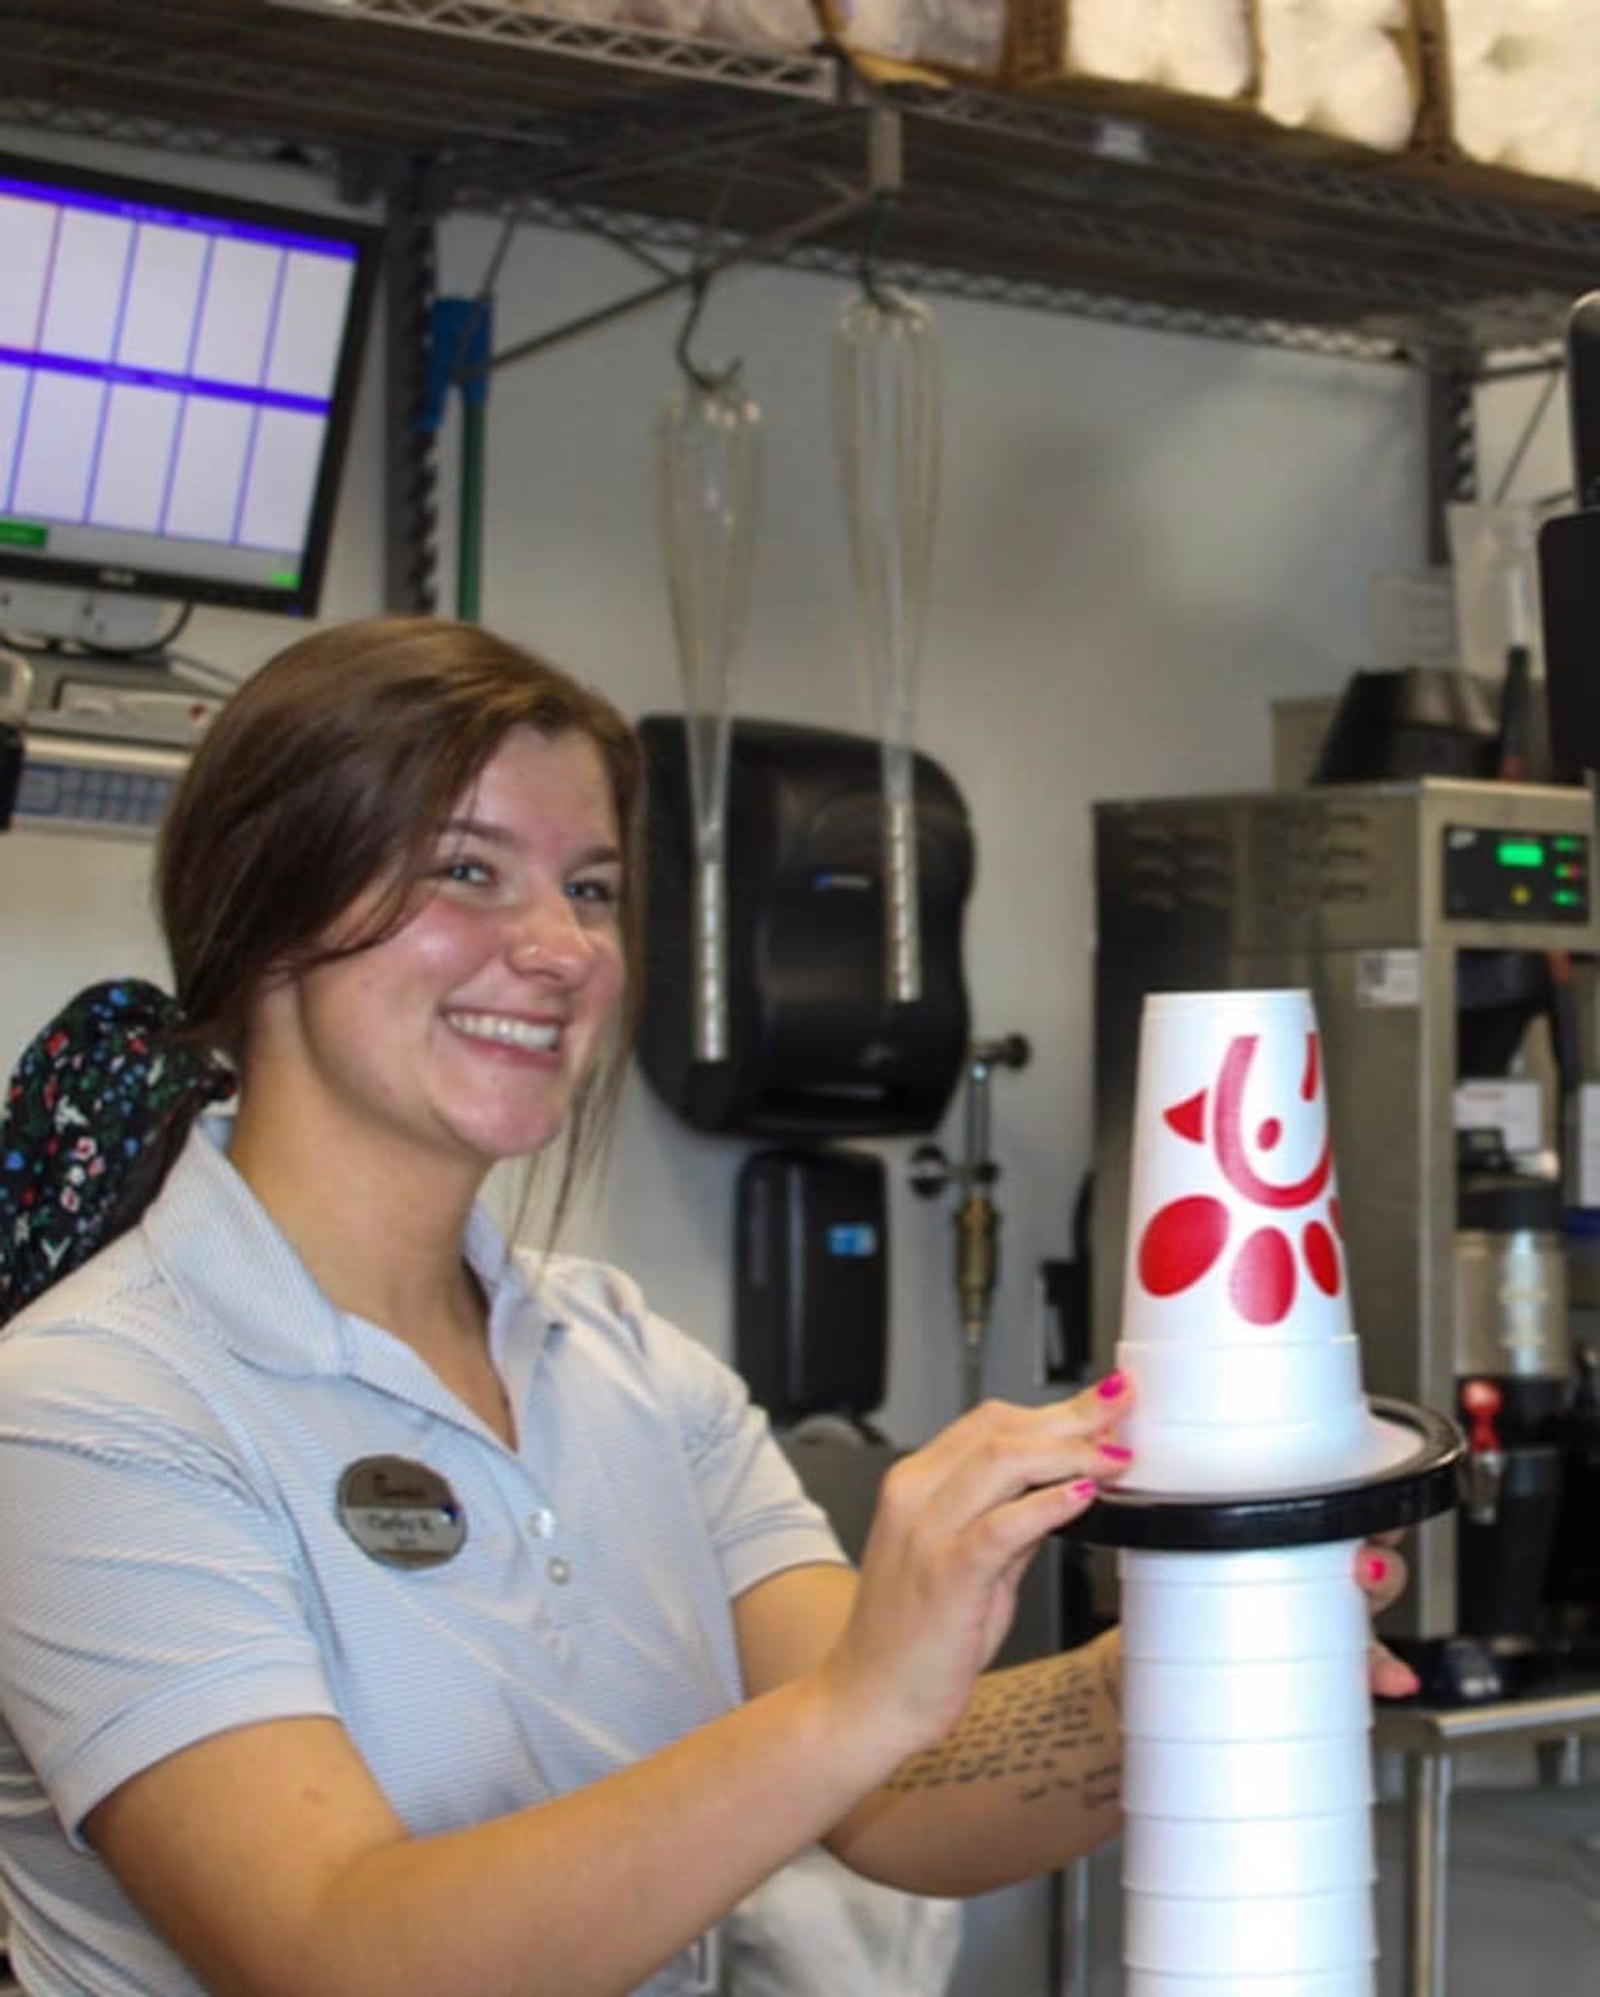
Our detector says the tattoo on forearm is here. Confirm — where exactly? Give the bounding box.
[883,1645,1123,1810]
[1097,1628,1122,1718]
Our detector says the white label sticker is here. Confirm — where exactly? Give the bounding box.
[1454,1078,1543,1158]
[1356,948,1421,1008]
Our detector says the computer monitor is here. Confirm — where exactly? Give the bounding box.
[0,150,382,633]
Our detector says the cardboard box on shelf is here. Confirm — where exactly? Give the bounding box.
[1272,696,1340,790]
[1404,0,1600,209]
[811,0,1014,86]
[1007,0,1262,140]
[1253,0,1424,157]
[817,0,1600,218]
[500,0,822,53]
[1008,2,1428,161]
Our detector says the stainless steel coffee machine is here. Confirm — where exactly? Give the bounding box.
[1092,776,1600,1696]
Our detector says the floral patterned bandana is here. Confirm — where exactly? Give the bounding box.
[0,979,235,1325]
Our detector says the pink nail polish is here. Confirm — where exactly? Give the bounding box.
[1099,1443,1134,1462]
[1362,1552,1389,1584]
[1068,1477,1098,1500]
[1096,1370,1127,1401]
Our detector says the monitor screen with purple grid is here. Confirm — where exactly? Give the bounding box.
[0,152,381,620]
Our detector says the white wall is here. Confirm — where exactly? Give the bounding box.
[2,135,1445,1995]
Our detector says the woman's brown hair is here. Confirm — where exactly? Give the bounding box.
[156,614,644,1229]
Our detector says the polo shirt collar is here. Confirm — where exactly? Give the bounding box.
[142,1113,542,1384]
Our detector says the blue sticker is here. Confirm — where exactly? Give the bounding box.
[827,1223,878,1258]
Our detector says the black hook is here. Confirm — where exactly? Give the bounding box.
[674,270,741,395]
[856,188,901,314]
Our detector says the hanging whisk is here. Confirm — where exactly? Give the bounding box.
[833,251,942,1005]
[656,282,763,1064]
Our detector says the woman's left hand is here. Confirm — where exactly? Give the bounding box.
[1356,1536,1420,1698]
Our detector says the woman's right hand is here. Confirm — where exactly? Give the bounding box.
[814,1373,1135,1760]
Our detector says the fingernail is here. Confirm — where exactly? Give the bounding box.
[1096,1370,1127,1401]
[1099,1443,1134,1463]
[1068,1478,1098,1500]
[1361,1551,1389,1585]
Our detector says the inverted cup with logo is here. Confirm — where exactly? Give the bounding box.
[1123,988,1347,1349]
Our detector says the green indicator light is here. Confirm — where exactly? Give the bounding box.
[1554,889,1581,907]
[0,518,47,549]
[1497,839,1546,868]
[1555,836,1583,852]
[266,570,299,588]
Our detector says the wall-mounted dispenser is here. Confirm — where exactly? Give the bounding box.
[636,715,974,1138]
[735,1146,888,1426]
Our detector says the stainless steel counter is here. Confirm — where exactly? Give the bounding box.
[1372,1683,1600,1997]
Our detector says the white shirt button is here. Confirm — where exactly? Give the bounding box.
[526,1508,558,1540]
[546,1555,572,1585]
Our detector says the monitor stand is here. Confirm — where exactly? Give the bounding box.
[0,580,173,654]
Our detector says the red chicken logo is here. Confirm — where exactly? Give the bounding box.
[1136,1030,1343,1327]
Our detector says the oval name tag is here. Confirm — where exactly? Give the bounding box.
[337,1456,468,1570]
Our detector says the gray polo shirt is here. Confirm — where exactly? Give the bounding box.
[0,1115,844,1996]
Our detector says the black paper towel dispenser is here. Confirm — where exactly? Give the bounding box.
[636,715,974,1137]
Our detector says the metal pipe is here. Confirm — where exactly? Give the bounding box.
[455,395,486,623]
[1404,1751,1452,1997]
[952,1035,1030,1403]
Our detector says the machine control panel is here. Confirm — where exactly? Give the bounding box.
[4,732,185,838]
[1443,824,1591,923]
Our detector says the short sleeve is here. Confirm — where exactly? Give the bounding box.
[0,1333,337,1841]
[584,1265,848,1600]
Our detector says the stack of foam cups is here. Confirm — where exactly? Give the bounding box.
[1113,989,1413,1997]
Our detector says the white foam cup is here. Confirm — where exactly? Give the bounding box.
[1114,1334,1370,1491]
[1121,1734,1375,1822]
[1126,1969,1375,1997]
[1119,1560,1369,1663]
[1124,1884,1376,1976]
[1122,989,1350,1350]
[1122,1808,1376,1897]
[1117,1335,1363,1428]
[1113,1398,1418,1495]
[1107,1410,1378,1494]
[1125,1543,1357,1590]
[1122,1654,1371,1743]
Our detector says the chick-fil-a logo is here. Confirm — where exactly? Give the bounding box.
[1136,1030,1343,1327]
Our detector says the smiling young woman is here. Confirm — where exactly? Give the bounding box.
[155,617,646,1241]
[229,729,627,1307]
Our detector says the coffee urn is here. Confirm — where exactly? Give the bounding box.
[1092,777,1600,1697]
[1452,1165,1570,1673]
